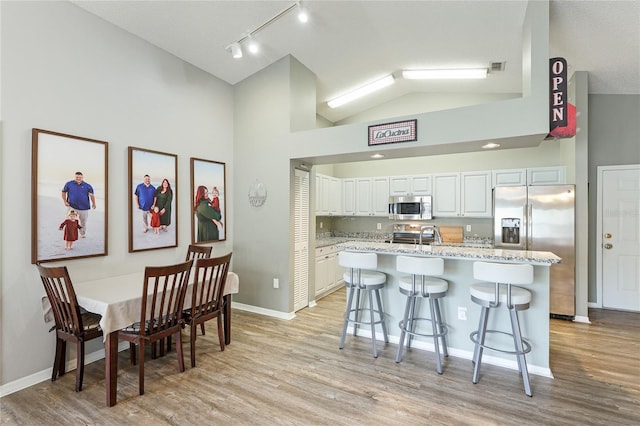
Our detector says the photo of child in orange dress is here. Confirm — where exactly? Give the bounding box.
[150,205,162,234]
[59,210,82,250]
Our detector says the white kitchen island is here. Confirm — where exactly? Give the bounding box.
[335,241,561,378]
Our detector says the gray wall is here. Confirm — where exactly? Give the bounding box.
[587,95,640,301]
[1,1,234,386]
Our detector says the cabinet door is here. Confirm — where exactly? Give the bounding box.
[355,178,373,216]
[342,178,356,215]
[433,173,460,217]
[372,176,390,216]
[332,251,344,287]
[492,169,526,187]
[389,176,411,196]
[527,166,566,185]
[315,174,330,215]
[328,177,341,215]
[315,255,328,295]
[461,171,492,217]
[411,174,432,195]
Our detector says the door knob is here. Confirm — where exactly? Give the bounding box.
[604,243,613,249]
[604,233,612,239]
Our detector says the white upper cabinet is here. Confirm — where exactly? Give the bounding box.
[432,173,460,217]
[461,171,492,217]
[493,166,566,187]
[389,174,432,196]
[492,169,527,187]
[342,178,356,215]
[356,177,389,216]
[316,174,341,216]
[433,171,491,218]
[527,166,566,185]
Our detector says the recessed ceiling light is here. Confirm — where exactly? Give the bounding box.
[482,142,500,149]
[371,153,385,159]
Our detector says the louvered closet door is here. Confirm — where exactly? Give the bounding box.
[294,169,310,311]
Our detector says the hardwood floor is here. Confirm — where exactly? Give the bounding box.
[2,288,639,425]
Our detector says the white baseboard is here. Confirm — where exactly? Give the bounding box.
[573,315,591,324]
[0,342,129,398]
[231,302,295,320]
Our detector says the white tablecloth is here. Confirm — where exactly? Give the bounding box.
[42,271,239,341]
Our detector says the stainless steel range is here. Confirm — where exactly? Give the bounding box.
[391,223,442,245]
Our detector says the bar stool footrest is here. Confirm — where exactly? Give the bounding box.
[398,317,448,339]
[346,308,385,327]
[470,329,531,356]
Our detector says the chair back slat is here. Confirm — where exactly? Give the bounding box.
[185,244,213,261]
[38,265,84,335]
[140,260,193,336]
[191,253,232,318]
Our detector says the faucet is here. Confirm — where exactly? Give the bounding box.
[419,225,442,246]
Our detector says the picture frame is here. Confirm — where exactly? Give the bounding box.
[128,147,178,252]
[368,119,417,146]
[31,129,108,263]
[190,158,226,244]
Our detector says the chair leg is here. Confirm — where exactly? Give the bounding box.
[75,340,85,392]
[368,290,378,358]
[339,285,356,349]
[472,306,489,384]
[175,330,185,373]
[129,342,137,366]
[406,297,418,349]
[353,288,362,336]
[429,298,443,375]
[395,295,412,363]
[52,338,64,381]
[510,308,532,397]
[190,323,197,368]
[58,340,67,377]
[138,340,145,396]
[217,316,225,351]
[374,289,389,343]
[201,323,206,336]
[433,298,449,357]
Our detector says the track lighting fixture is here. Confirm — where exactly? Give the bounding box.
[226,1,309,59]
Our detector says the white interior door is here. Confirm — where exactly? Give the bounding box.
[598,165,640,311]
[294,169,310,312]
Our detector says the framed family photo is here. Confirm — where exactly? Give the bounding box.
[190,158,226,244]
[128,147,178,252]
[31,129,108,263]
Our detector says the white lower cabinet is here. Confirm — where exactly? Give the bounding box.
[315,245,344,297]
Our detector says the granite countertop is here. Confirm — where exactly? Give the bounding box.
[335,240,561,265]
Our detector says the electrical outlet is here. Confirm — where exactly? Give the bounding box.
[273,278,279,289]
[377,223,382,230]
[466,225,471,232]
[320,221,323,229]
[458,307,467,321]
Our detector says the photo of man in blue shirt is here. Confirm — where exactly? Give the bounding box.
[134,174,156,233]
[61,171,96,238]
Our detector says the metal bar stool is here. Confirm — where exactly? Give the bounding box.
[338,251,388,358]
[395,256,449,374]
[469,261,534,396]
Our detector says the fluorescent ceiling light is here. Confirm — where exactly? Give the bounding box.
[327,75,395,109]
[402,68,488,80]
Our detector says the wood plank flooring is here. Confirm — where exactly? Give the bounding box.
[2,288,639,425]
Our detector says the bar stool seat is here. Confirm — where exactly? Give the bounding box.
[395,256,449,374]
[469,261,534,396]
[338,251,389,358]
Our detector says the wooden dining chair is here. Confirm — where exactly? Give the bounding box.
[185,244,212,261]
[184,253,232,367]
[37,264,103,392]
[118,259,193,396]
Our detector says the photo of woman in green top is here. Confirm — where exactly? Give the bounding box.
[194,185,222,242]
[154,178,173,231]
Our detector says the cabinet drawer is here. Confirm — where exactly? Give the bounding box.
[315,245,341,257]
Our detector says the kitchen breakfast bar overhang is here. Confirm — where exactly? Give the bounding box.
[336,241,561,378]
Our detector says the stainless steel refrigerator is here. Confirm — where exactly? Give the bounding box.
[493,185,576,317]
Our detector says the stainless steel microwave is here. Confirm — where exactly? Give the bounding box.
[388,195,433,220]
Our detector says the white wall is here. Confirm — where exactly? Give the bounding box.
[1,1,234,388]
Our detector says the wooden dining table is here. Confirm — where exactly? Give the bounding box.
[44,269,239,407]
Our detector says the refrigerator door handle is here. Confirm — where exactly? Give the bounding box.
[527,203,533,250]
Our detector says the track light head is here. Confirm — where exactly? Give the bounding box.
[227,42,243,59]
[297,2,309,23]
